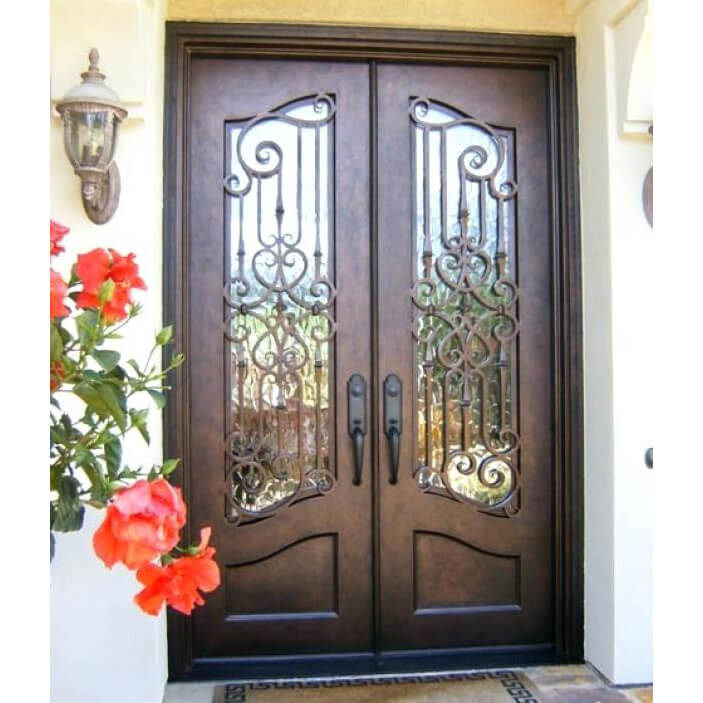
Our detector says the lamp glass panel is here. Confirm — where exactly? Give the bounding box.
[66,110,114,168]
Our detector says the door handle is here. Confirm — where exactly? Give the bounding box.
[383,374,403,484]
[347,374,367,485]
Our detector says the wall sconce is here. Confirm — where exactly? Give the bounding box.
[55,49,128,224]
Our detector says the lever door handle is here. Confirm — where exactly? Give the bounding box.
[351,428,364,485]
[383,374,403,484]
[347,374,367,486]
[387,427,400,485]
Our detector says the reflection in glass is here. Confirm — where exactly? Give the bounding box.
[410,97,520,514]
[223,95,336,522]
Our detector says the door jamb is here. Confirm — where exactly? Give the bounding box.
[163,21,583,680]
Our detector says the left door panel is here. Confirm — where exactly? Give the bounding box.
[186,59,372,659]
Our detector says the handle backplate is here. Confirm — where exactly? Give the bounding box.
[383,374,403,484]
[347,374,367,485]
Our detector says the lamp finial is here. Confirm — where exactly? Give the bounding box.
[88,48,100,71]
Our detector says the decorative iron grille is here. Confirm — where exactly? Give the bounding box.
[222,94,337,524]
[409,97,521,516]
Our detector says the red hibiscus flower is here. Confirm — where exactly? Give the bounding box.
[76,248,147,323]
[93,478,186,570]
[103,249,147,322]
[50,361,65,392]
[134,528,221,616]
[50,220,69,257]
[50,269,70,318]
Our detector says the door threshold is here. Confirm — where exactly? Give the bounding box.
[197,666,539,686]
[182,644,567,681]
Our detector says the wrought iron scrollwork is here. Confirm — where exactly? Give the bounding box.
[409,96,521,516]
[223,94,337,524]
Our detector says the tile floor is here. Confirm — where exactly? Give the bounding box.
[523,665,652,702]
[164,665,653,702]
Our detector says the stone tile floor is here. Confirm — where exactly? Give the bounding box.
[164,665,653,702]
[523,665,652,702]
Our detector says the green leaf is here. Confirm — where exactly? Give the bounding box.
[89,480,112,506]
[52,476,85,532]
[49,460,65,492]
[104,436,122,478]
[155,325,173,346]
[60,414,76,437]
[129,408,150,445]
[60,355,76,375]
[161,458,180,476]
[107,365,127,382]
[74,382,126,432]
[168,352,185,369]
[98,279,115,304]
[116,466,138,481]
[74,444,97,470]
[68,268,80,287]
[98,384,126,431]
[147,389,166,409]
[126,359,141,374]
[50,324,64,362]
[76,310,100,348]
[73,382,109,416]
[73,445,108,500]
[50,505,58,560]
[57,324,72,345]
[92,349,120,372]
[49,424,66,446]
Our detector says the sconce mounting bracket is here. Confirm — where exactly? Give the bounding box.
[82,162,121,225]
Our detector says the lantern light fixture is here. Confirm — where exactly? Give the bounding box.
[55,49,128,225]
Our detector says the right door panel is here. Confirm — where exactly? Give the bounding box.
[377,64,554,651]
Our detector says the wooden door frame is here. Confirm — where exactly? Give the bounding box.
[163,22,583,681]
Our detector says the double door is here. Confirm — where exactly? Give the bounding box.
[180,55,557,676]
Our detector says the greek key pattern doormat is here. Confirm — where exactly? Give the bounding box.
[213,670,541,702]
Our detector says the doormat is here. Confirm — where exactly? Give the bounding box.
[213,670,541,702]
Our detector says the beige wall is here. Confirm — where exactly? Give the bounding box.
[168,0,575,34]
[50,2,168,703]
[575,0,652,685]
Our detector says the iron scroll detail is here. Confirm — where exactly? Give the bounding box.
[223,94,337,525]
[410,96,521,517]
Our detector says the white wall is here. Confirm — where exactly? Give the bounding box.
[50,2,168,702]
[575,0,653,684]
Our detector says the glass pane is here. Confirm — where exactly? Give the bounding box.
[67,110,111,167]
[410,97,520,514]
[224,95,336,523]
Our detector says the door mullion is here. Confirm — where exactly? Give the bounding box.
[369,58,382,655]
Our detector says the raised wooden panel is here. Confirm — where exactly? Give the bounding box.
[413,530,520,613]
[225,534,339,621]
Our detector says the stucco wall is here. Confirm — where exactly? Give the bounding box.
[50,2,168,703]
[167,0,575,34]
[575,0,652,685]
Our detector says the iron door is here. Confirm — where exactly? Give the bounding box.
[185,58,373,659]
[376,64,554,653]
[173,48,573,677]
